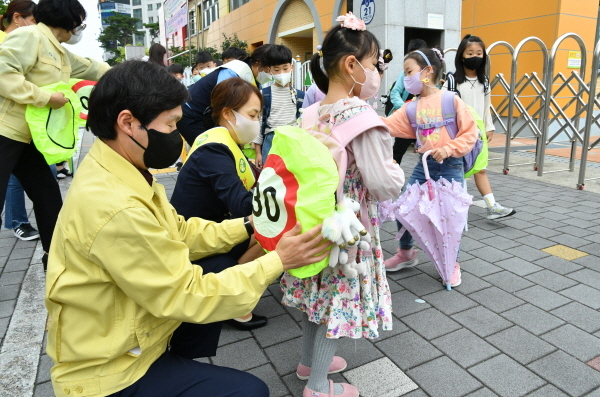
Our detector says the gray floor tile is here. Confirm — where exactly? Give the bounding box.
[551,302,600,333]
[493,257,543,276]
[483,271,534,293]
[460,236,486,251]
[252,314,302,348]
[336,337,384,371]
[0,284,20,302]
[573,255,600,272]
[247,364,290,397]
[0,270,26,286]
[8,248,35,260]
[282,371,346,397]
[505,245,550,262]
[402,308,461,340]
[578,242,600,256]
[528,350,600,397]
[525,384,569,397]
[522,225,562,239]
[452,306,512,337]
[344,357,418,397]
[534,256,584,275]
[399,388,428,397]
[0,317,9,339]
[378,316,410,341]
[408,356,482,397]
[468,287,525,313]
[489,227,529,239]
[468,246,514,262]
[469,354,546,397]
[375,331,442,371]
[464,227,497,241]
[541,324,600,362]
[548,233,597,249]
[524,270,579,292]
[218,323,253,347]
[390,290,432,318]
[478,236,521,250]
[520,235,556,250]
[2,259,30,273]
[35,354,52,384]
[531,219,566,230]
[0,299,16,318]
[211,338,269,371]
[385,266,422,281]
[431,328,500,368]
[556,225,597,238]
[254,295,287,318]
[559,284,600,310]
[566,268,600,290]
[470,219,507,231]
[514,286,571,311]
[457,272,492,295]
[420,289,478,315]
[264,337,302,376]
[464,388,499,397]
[396,273,445,297]
[33,381,55,397]
[459,258,503,278]
[501,303,564,335]
[486,326,556,365]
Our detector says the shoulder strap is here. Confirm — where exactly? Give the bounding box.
[294,89,305,118]
[261,87,272,134]
[484,75,490,94]
[441,91,459,139]
[446,72,461,97]
[405,100,421,147]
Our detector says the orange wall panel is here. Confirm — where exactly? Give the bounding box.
[470,0,560,27]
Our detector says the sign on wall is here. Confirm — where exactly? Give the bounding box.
[164,0,188,37]
[428,13,444,30]
[567,51,581,69]
[360,0,375,25]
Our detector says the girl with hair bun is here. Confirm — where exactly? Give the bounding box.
[280,12,404,397]
[383,48,479,287]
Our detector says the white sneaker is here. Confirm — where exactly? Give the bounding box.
[487,203,516,220]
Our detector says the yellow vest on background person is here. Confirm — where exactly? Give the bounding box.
[187,127,256,191]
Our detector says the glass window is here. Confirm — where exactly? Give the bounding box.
[189,10,196,36]
[230,0,251,12]
[203,0,218,29]
[132,0,141,6]
[133,8,142,18]
[149,16,154,23]
[157,3,161,9]
[148,4,153,10]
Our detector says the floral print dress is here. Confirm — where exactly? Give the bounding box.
[280,98,400,339]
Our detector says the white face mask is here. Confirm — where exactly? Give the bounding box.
[272,72,292,86]
[228,110,260,144]
[256,71,272,85]
[66,30,83,45]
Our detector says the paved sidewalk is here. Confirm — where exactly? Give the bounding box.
[1,132,600,396]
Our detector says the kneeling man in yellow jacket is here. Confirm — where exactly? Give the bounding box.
[45,60,330,397]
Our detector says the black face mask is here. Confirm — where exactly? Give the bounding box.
[464,56,484,71]
[130,126,183,169]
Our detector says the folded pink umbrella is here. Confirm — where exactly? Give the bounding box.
[380,151,472,290]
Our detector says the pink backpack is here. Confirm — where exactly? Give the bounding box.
[301,102,387,201]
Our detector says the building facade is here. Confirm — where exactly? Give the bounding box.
[131,0,161,47]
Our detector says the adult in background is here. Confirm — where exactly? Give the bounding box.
[0,0,40,242]
[222,46,248,63]
[177,44,273,145]
[0,0,109,269]
[148,42,167,68]
[46,59,330,397]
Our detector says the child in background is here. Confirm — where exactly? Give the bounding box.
[281,13,404,397]
[448,34,516,220]
[252,45,304,167]
[383,48,478,286]
[168,63,184,81]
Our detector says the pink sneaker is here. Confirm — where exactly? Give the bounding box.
[384,248,419,272]
[445,262,461,288]
[296,356,347,380]
[302,380,359,397]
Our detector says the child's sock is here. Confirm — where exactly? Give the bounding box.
[306,324,343,395]
[483,193,496,209]
[300,314,318,367]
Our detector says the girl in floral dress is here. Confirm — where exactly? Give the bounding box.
[279,13,405,397]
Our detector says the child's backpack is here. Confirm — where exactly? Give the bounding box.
[260,86,305,134]
[253,102,386,277]
[405,90,487,177]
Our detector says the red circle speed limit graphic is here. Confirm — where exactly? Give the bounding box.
[253,154,299,251]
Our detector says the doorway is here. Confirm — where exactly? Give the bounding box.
[404,27,443,53]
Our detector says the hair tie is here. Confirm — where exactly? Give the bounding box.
[316,45,323,57]
[335,12,366,31]
[431,48,444,62]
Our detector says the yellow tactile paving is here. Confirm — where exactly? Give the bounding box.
[542,244,589,261]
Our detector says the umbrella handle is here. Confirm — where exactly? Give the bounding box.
[422,150,441,201]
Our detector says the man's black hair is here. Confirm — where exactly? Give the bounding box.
[168,64,184,74]
[407,39,428,53]
[264,44,293,67]
[87,60,190,140]
[195,51,215,64]
[215,59,223,66]
[222,46,247,61]
[34,0,86,32]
